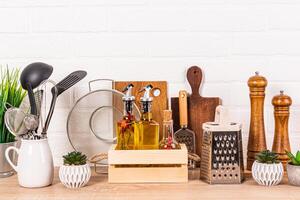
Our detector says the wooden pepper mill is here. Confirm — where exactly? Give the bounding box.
[247,72,268,170]
[272,90,292,169]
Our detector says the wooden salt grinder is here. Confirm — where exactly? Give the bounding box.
[272,90,292,169]
[247,72,268,170]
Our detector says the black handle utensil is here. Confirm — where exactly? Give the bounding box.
[20,62,53,115]
[42,70,87,135]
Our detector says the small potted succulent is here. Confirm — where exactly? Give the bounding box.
[59,151,91,189]
[286,151,300,186]
[252,150,283,186]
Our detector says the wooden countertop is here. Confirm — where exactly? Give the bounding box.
[0,168,299,200]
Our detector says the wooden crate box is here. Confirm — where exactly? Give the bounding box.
[108,144,188,183]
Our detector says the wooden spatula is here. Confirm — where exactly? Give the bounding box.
[187,66,222,157]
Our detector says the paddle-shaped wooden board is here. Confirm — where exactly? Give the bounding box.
[171,66,221,157]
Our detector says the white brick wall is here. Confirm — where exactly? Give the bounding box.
[2,0,300,165]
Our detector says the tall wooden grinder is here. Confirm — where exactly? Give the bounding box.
[272,90,292,169]
[247,72,268,170]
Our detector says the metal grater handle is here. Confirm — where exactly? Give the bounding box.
[214,105,230,125]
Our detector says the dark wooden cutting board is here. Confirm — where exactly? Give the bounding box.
[171,66,222,157]
[115,81,168,139]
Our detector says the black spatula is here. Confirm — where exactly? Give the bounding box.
[42,70,87,135]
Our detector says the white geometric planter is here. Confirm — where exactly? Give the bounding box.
[59,164,91,189]
[252,161,283,186]
[287,163,300,186]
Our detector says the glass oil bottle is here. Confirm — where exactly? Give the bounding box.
[159,110,180,150]
[138,85,159,150]
[116,84,139,150]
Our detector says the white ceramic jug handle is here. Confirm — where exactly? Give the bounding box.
[5,146,19,172]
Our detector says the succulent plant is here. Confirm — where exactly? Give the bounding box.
[286,150,300,166]
[255,150,279,164]
[63,151,87,166]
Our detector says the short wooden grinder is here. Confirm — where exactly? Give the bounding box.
[247,72,268,170]
[272,90,292,169]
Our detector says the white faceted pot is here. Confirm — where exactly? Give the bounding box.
[59,164,91,189]
[252,161,283,186]
[287,163,300,186]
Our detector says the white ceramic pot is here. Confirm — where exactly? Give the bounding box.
[287,163,300,186]
[252,160,283,186]
[5,139,54,188]
[59,164,91,189]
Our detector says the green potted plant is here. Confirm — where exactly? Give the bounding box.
[0,67,26,178]
[286,151,300,186]
[59,151,91,189]
[252,150,283,186]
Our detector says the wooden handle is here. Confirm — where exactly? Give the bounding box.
[179,90,188,127]
[187,66,202,97]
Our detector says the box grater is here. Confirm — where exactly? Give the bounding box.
[200,106,244,184]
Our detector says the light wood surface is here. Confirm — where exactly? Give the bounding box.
[1,168,299,200]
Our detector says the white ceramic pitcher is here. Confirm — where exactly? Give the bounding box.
[5,139,54,188]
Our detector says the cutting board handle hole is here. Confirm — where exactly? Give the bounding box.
[153,88,161,97]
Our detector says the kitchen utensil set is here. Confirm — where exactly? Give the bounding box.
[7,62,87,140]
[4,62,298,189]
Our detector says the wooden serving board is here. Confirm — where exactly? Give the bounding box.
[171,66,221,157]
[115,81,168,139]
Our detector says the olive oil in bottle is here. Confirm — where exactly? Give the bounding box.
[159,110,180,150]
[116,84,139,150]
[138,85,159,150]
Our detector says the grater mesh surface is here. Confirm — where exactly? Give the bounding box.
[201,130,244,184]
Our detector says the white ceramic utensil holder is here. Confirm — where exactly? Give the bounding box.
[252,161,283,186]
[59,164,91,189]
[5,139,54,188]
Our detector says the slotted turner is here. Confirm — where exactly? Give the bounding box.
[42,70,87,135]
